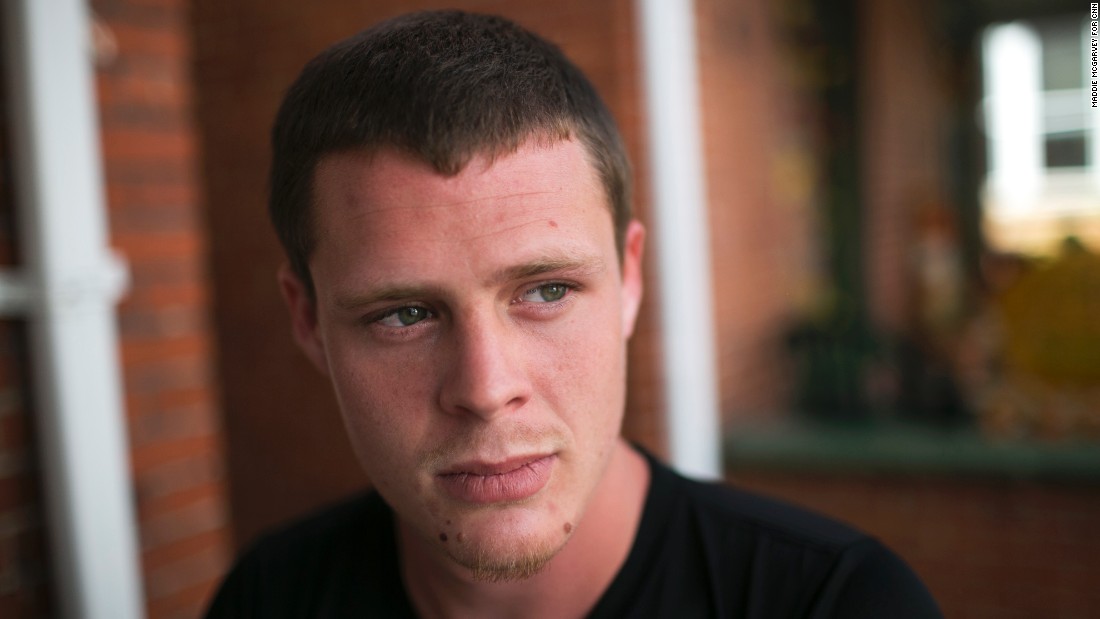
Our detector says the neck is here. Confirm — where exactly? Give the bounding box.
[398,439,649,619]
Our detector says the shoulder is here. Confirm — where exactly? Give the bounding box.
[233,490,386,577]
[645,453,868,564]
[646,457,942,617]
[203,490,410,618]
[678,472,867,551]
[266,489,384,545]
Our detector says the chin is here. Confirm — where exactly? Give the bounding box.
[444,506,574,583]
[451,527,565,583]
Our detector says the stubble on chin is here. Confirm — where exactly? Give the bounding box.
[462,533,563,583]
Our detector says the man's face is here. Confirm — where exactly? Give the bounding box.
[281,138,644,580]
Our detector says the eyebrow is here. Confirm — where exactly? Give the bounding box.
[490,253,606,285]
[333,252,607,311]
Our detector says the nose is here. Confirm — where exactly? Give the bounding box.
[438,310,532,420]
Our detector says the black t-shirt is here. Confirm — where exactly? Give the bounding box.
[205,451,941,618]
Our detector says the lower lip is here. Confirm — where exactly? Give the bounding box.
[437,455,556,504]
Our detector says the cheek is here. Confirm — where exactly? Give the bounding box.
[326,347,437,467]
[539,314,626,427]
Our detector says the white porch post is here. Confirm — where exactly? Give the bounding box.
[636,0,723,479]
[0,0,143,617]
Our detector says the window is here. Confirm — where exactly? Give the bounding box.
[981,16,1100,255]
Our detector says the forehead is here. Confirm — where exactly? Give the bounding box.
[308,139,614,287]
[314,138,603,210]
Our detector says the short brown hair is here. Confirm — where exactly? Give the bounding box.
[270,10,633,292]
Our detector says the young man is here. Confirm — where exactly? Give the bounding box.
[205,10,941,618]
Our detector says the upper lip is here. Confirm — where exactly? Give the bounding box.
[438,453,555,477]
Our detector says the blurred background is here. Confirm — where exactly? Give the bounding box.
[1,0,1098,617]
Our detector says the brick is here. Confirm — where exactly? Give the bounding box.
[144,543,228,602]
[118,304,209,342]
[146,578,222,619]
[104,164,196,199]
[137,493,226,551]
[127,386,214,415]
[111,196,200,233]
[121,333,211,368]
[99,99,191,134]
[130,434,220,474]
[132,445,222,496]
[126,282,210,310]
[142,527,229,572]
[139,483,228,530]
[100,125,195,162]
[129,398,219,450]
[106,178,197,212]
[106,20,190,61]
[120,346,213,382]
[114,224,204,255]
[124,262,209,309]
[93,0,184,24]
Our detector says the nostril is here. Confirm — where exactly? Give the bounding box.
[438,354,530,419]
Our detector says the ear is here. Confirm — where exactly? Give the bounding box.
[278,263,330,375]
[620,220,646,338]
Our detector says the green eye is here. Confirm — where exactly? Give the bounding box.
[379,306,430,327]
[522,283,570,303]
[539,284,567,302]
[397,307,426,325]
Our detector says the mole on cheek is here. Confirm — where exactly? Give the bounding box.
[548,220,558,228]
[439,533,448,543]
[563,522,573,534]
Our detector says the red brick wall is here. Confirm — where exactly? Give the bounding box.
[696,0,826,424]
[93,1,232,617]
[0,320,49,618]
[733,471,1100,618]
[191,0,663,549]
[0,11,53,615]
[861,0,949,336]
